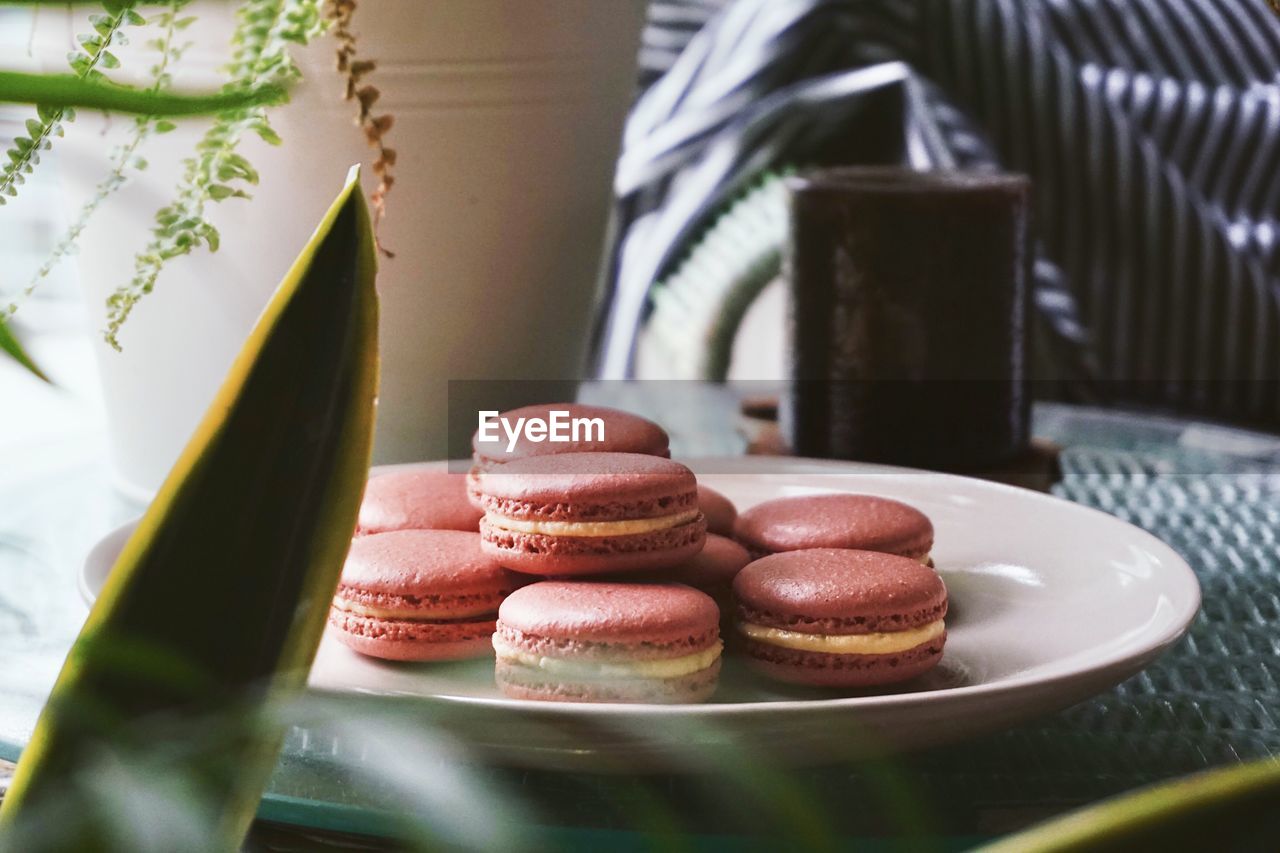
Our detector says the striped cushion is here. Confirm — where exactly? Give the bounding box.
[603,0,1280,427]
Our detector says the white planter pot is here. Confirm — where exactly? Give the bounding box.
[51,0,645,501]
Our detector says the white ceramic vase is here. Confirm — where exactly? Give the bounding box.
[51,0,645,501]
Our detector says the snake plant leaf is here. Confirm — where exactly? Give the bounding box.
[0,166,378,850]
[979,758,1280,852]
[0,316,49,382]
[0,71,285,116]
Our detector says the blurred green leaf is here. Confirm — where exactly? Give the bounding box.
[0,71,285,116]
[0,316,50,382]
[0,166,379,850]
[979,758,1280,852]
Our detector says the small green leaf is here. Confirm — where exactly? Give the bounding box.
[154,119,177,133]
[223,153,259,183]
[253,123,282,146]
[207,184,244,201]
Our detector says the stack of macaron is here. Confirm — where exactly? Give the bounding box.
[327,402,949,703]
[729,493,945,686]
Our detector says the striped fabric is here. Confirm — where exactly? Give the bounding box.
[600,0,1280,428]
[637,0,730,89]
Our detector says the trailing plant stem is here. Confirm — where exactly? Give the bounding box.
[10,1,190,319]
[108,0,325,349]
[0,1,140,204]
[324,0,394,256]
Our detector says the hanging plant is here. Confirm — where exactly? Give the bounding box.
[11,0,195,320]
[0,0,394,358]
[0,1,146,213]
[0,1,291,378]
[107,0,329,348]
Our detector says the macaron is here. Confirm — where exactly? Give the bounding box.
[329,530,524,661]
[358,470,483,535]
[477,452,707,575]
[641,534,751,599]
[733,494,934,562]
[493,581,723,703]
[471,403,670,464]
[468,403,669,502]
[733,549,948,687]
[698,484,738,537]
[637,534,752,641]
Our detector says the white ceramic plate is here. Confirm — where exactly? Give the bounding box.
[82,457,1201,769]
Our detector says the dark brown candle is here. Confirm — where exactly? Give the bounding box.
[785,167,1031,470]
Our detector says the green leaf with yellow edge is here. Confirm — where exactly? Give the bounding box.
[978,757,1280,852]
[0,316,50,382]
[0,166,379,850]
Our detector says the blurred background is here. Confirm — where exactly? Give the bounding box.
[601,0,1280,431]
[6,0,1280,437]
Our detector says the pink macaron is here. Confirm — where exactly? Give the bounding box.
[698,485,738,537]
[329,530,524,661]
[733,548,948,687]
[733,494,934,562]
[493,581,723,703]
[636,533,752,640]
[640,534,751,599]
[476,452,707,576]
[468,403,670,503]
[471,402,670,464]
[358,470,483,536]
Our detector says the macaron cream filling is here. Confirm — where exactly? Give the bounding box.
[740,619,945,654]
[331,595,499,622]
[484,509,700,538]
[492,634,723,679]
